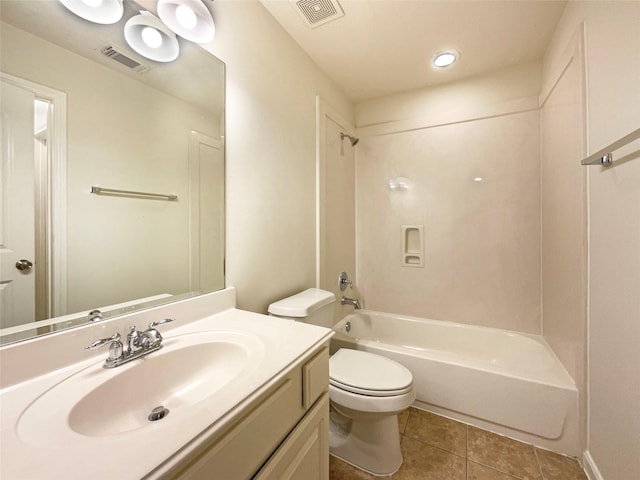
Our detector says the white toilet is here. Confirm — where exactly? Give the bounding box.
[268,288,416,476]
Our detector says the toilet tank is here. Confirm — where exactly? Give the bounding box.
[268,288,336,328]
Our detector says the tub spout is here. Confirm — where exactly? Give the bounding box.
[341,296,361,309]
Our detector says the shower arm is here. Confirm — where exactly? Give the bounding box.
[340,132,359,146]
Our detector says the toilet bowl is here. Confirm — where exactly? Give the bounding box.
[328,348,415,476]
[268,289,416,476]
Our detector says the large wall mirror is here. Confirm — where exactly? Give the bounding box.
[0,0,225,345]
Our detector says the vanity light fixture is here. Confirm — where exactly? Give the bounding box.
[157,0,215,44]
[124,11,179,62]
[58,0,124,24]
[432,50,458,68]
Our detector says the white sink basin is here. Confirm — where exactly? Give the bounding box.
[17,331,264,445]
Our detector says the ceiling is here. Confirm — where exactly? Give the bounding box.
[260,0,567,103]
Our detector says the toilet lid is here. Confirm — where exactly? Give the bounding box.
[329,349,413,397]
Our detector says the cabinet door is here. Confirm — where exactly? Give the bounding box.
[254,393,329,480]
[171,373,305,480]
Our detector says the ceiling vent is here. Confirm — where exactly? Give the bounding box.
[291,0,344,28]
[101,46,149,73]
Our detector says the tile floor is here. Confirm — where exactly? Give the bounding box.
[329,407,588,480]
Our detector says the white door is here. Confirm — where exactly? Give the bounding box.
[189,131,224,292]
[0,80,36,328]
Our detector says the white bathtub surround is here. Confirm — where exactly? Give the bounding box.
[539,25,589,458]
[332,311,579,456]
[356,106,542,334]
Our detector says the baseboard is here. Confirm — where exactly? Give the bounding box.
[583,450,604,480]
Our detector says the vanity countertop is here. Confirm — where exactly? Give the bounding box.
[0,289,333,480]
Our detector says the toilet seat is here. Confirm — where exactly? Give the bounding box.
[329,349,413,397]
[330,378,413,396]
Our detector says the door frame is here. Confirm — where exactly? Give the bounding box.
[1,72,67,318]
[188,129,224,291]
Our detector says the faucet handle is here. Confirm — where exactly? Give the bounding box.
[86,332,121,350]
[338,271,353,292]
[144,318,174,348]
[148,318,174,329]
[86,332,123,366]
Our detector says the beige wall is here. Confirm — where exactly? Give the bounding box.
[544,1,640,478]
[1,23,217,314]
[355,64,542,333]
[206,1,354,313]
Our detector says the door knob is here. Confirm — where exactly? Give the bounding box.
[15,259,33,271]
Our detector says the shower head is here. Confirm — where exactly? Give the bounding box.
[341,132,359,146]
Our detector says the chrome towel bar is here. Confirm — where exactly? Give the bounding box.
[581,128,640,167]
[90,186,178,200]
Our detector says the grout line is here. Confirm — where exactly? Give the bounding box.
[401,407,411,434]
[467,458,527,480]
[468,460,523,479]
[402,430,467,460]
[533,447,546,480]
[465,423,468,480]
[465,422,468,458]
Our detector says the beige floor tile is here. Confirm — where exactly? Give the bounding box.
[329,455,378,480]
[329,412,587,480]
[403,408,466,457]
[467,426,542,480]
[393,436,466,480]
[398,408,410,434]
[535,448,588,480]
[468,461,521,479]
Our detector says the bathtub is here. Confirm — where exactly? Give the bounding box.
[331,311,579,455]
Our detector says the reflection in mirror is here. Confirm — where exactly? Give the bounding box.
[0,0,225,345]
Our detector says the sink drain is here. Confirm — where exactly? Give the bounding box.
[148,406,170,422]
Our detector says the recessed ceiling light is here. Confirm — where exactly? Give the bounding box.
[433,51,458,68]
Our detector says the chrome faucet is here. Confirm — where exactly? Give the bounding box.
[127,325,144,353]
[86,318,175,368]
[341,296,361,309]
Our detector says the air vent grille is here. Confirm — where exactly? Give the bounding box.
[101,46,149,73]
[292,0,344,28]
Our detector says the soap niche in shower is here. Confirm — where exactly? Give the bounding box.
[402,225,424,267]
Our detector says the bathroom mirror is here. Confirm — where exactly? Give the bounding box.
[0,0,225,345]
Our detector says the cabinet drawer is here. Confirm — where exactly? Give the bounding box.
[302,347,329,410]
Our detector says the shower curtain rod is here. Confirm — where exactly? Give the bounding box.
[581,127,640,167]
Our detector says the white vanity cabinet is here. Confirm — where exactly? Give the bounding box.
[0,291,334,480]
[163,344,330,480]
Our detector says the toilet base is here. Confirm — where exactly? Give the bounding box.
[329,409,403,476]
